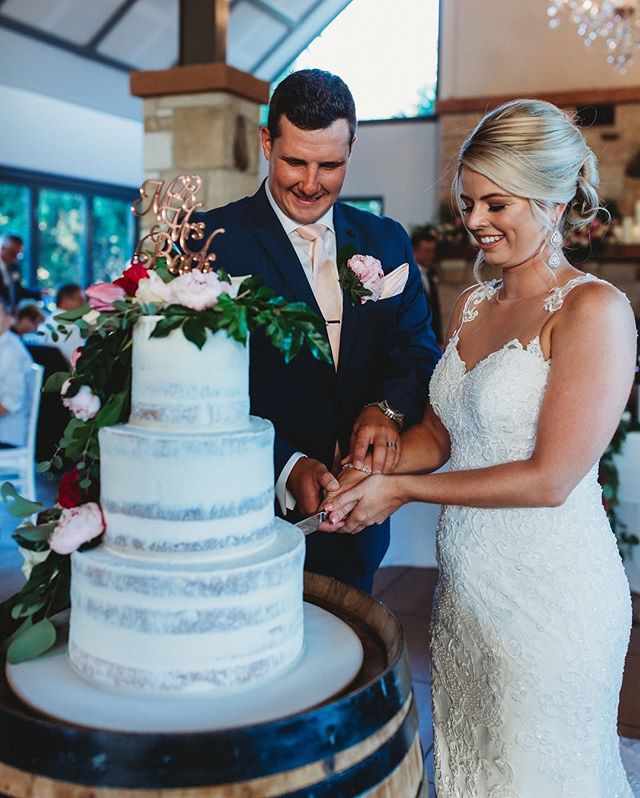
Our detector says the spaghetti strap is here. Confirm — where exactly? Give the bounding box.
[452,279,501,339]
[543,273,597,313]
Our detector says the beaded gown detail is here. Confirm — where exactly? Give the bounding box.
[428,274,632,797]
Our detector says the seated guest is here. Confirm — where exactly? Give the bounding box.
[12,303,45,336]
[0,234,41,312]
[38,283,85,364]
[0,301,34,449]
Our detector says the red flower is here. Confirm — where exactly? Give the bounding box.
[57,467,84,508]
[113,260,149,297]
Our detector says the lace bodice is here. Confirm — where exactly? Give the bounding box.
[427,273,633,797]
[431,273,594,471]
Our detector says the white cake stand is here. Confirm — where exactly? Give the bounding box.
[6,601,363,733]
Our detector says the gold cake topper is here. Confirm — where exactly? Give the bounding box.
[131,175,224,274]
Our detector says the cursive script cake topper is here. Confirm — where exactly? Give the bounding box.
[130,175,224,275]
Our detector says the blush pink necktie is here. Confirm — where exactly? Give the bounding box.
[296,224,343,369]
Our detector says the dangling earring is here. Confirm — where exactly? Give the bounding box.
[548,226,562,268]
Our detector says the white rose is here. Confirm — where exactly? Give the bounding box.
[134,271,172,307]
[19,547,50,582]
[62,384,101,422]
[82,309,100,326]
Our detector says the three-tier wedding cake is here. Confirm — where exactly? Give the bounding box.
[67,316,305,695]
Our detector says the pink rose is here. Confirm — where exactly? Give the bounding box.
[347,255,385,303]
[62,384,101,421]
[49,503,104,555]
[70,348,82,369]
[86,282,127,311]
[168,270,232,311]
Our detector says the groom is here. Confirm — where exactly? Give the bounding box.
[197,69,440,592]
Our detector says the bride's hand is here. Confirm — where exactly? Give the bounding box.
[321,475,404,534]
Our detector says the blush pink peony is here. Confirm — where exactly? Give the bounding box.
[347,255,385,303]
[86,282,127,311]
[62,384,101,422]
[168,270,232,311]
[49,503,105,555]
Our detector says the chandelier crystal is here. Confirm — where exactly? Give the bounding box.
[547,0,640,73]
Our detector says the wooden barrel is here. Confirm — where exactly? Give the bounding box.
[0,573,425,797]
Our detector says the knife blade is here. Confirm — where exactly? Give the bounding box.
[295,511,326,536]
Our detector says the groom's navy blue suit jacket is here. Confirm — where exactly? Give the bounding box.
[197,183,440,589]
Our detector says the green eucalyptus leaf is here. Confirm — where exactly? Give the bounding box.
[150,316,182,338]
[11,598,46,619]
[13,521,56,544]
[1,484,43,518]
[94,391,126,428]
[182,317,207,350]
[53,304,91,322]
[6,618,57,664]
[42,371,71,393]
[5,616,33,648]
[154,260,174,284]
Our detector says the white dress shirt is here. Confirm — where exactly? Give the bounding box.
[264,183,337,514]
[0,330,34,447]
[35,307,83,365]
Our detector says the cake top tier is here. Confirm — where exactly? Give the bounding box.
[130,316,250,433]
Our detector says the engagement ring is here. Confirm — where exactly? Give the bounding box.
[386,441,398,449]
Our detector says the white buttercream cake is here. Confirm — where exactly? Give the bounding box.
[68,317,305,695]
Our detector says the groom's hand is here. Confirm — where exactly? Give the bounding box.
[287,457,340,516]
[350,408,401,474]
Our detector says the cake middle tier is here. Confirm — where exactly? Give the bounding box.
[99,417,275,559]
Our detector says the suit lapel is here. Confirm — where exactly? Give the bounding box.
[334,203,361,379]
[247,184,322,318]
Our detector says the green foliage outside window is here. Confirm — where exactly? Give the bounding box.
[92,196,133,283]
[37,190,84,290]
[0,182,30,264]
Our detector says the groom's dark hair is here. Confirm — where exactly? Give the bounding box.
[267,69,357,142]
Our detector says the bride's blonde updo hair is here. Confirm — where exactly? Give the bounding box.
[452,98,601,279]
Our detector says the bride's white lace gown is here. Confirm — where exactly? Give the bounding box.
[429,274,633,797]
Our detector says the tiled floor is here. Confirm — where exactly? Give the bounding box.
[372,565,640,798]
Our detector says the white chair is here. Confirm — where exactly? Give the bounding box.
[0,363,45,501]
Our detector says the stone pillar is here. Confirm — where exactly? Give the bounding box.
[130,64,270,209]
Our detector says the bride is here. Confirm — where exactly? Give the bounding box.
[322,99,636,796]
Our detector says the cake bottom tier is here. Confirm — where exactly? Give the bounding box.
[68,520,305,696]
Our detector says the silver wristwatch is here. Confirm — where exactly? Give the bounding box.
[363,400,405,430]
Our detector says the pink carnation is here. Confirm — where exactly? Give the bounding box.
[168,270,232,311]
[86,282,127,311]
[49,503,104,555]
[347,255,385,303]
[62,384,101,421]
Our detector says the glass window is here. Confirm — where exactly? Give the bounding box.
[37,189,85,290]
[287,0,439,120]
[342,197,384,216]
[92,196,134,282]
[0,182,30,262]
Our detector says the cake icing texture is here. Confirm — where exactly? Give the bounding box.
[68,318,306,694]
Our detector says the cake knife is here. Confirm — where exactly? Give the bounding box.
[295,511,326,535]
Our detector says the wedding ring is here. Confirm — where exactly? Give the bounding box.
[386,441,398,449]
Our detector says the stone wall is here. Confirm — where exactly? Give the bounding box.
[142,91,262,211]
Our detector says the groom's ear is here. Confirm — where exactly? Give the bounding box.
[260,126,273,161]
[348,135,357,157]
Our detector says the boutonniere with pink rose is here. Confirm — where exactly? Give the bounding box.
[338,243,410,306]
